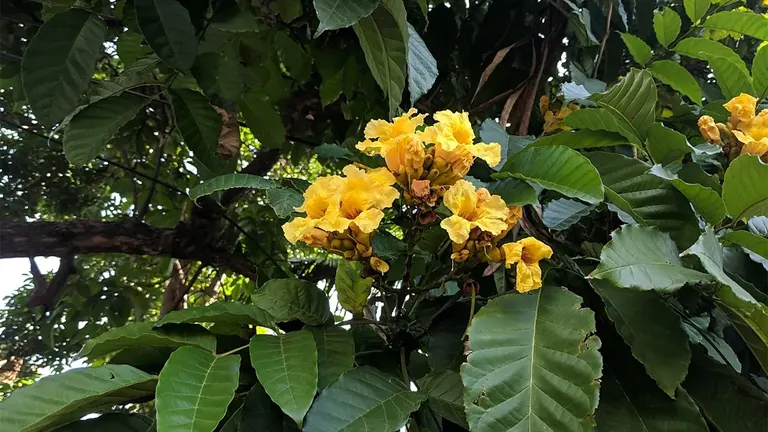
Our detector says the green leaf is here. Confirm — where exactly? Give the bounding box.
[645,123,692,165]
[304,366,426,432]
[417,371,467,428]
[0,365,156,432]
[156,347,240,432]
[702,11,768,41]
[210,8,263,32]
[274,32,312,82]
[54,413,153,432]
[591,280,691,396]
[649,165,726,225]
[252,279,333,326]
[649,60,703,105]
[723,155,768,221]
[620,33,652,66]
[530,129,629,150]
[272,0,303,22]
[77,322,216,359]
[684,353,768,432]
[154,302,275,328]
[462,286,602,431]
[314,0,380,35]
[722,230,768,263]
[231,383,300,431]
[674,37,749,75]
[596,367,707,432]
[707,55,756,100]
[407,24,437,105]
[314,143,353,160]
[496,145,604,204]
[310,327,355,389]
[593,69,657,142]
[542,198,595,230]
[562,108,641,146]
[170,88,234,176]
[249,330,318,425]
[485,178,538,206]
[353,0,408,117]
[63,93,148,166]
[371,229,407,260]
[587,152,701,248]
[684,0,710,23]
[189,173,277,202]
[335,259,373,315]
[753,46,768,100]
[21,9,106,126]
[116,31,151,67]
[135,0,197,71]
[267,187,304,218]
[653,7,681,47]
[478,119,533,163]
[191,52,244,102]
[590,225,712,291]
[241,91,287,148]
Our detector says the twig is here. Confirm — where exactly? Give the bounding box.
[593,0,614,78]
[400,346,410,385]
[217,344,249,357]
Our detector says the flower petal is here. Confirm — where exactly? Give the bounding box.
[352,208,385,233]
[518,237,554,264]
[441,215,473,244]
[443,179,478,217]
[501,242,523,269]
[282,217,317,243]
[516,261,543,292]
[468,142,502,167]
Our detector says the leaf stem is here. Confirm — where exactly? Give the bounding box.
[463,286,477,339]
[400,346,410,385]
[217,344,249,357]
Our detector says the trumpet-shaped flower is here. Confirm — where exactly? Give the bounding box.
[421,110,502,168]
[440,180,510,244]
[724,93,758,128]
[363,108,426,143]
[739,110,768,142]
[733,130,768,157]
[697,115,722,145]
[501,237,553,293]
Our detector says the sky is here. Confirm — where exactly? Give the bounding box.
[0,257,60,309]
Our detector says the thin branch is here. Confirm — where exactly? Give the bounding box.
[593,0,614,78]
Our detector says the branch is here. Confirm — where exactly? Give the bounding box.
[0,219,258,279]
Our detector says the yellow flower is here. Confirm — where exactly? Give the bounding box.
[421,110,502,167]
[539,95,550,113]
[440,180,510,244]
[501,237,553,293]
[369,256,390,273]
[698,115,722,144]
[739,110,768,142]
[357,110,428,180]
[363,108,426,143]
[724,93,758,128]
[733,130,768,157]
[283,176,345,243]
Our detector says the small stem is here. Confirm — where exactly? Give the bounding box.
[463,287,477,339]
[217,344,249,357]
[593,0,614,78]
[400,346,410,385]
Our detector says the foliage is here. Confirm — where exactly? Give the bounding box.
[1,0,768,431]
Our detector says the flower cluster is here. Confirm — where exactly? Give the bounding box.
[282,110,553,292]
[540,95,580,134]
[698,93,768,160]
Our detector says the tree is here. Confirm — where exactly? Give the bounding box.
[1,0,768,430]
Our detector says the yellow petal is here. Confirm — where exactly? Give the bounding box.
[352,208,385,233]
[742,136,768,157]
[364,119,394,140]
[441,215,473,244]
[724,93,758,127]
[367,167,397,186]
[356,139,384,155]
[317,214,351,233]
[516,261,543,293]
[282,217,317,243]
[507,206,523,228]
[741,110,768,141]
[473,196,510,235]
[442,179,478,217]
[518,237,554,264]
[370,256,389,273]
[501,242,523,268]
[468,142,502,167]
[697,115,722,144]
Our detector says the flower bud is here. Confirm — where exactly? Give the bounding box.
[370,256,389,273]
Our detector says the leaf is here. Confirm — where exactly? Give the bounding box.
[210,8,263,32]
[54,413,153,432]
[267,187,304,218]
[310,327,355,389]
[188,173,277,202]
[753,45,768,99]
[77,322,216,359]
[496,145,604,204]
[596,367,707,432]
[170,88,234,176]
[653,7,681,47]
[63,93,148,166]
[684,0,710,23]
[645,123,692,165]
[154,302,275,328]
[674,37,749,75]
[233,383,301,432]
[707,55,756,100]
[303,366,426,432]
[530,129,629,150]
[542,198,595,230]
[274,32,312,82]
[21,9,106,126]
[0,365,156,432]
[334,259,374,315]
[156,347,240,432]
[620,33,652,66]
[478,119,534,166]
[722,155,768,221]
[722,230,768,264]
[135,0,197,71]
[587,152,701,248]
[649,164,726,225]
[252,279,333,326]
[485,178,538,206]
[191,52,244,102]
[353,0,408,117]
[592,68,657,141]
[590,225,712,291]
[562,108,641,146]
[461,286,602,431]
[417,371,467,428]
[684,353,768,432]
[371,229,407,260]
[702,10,768,41]
[591,280,691,396]
[249,330,318,425]
[116,31,152,67]
[314,143,353,160]
[313,0,380,35]
[240,91,287,148]
[407,24,438,105]
[649,60,703,105]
